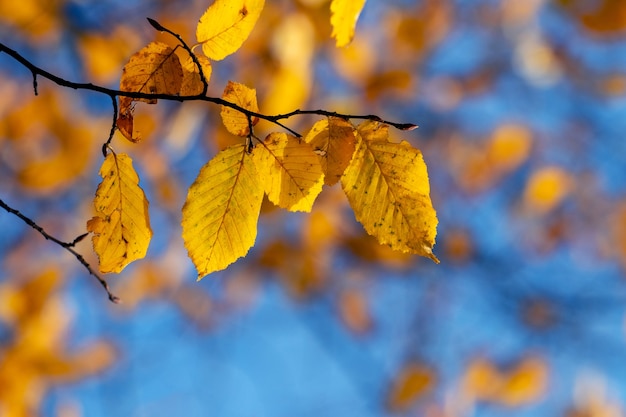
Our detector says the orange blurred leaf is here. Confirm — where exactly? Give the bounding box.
[338,288,372,334]
[388,362,436,412]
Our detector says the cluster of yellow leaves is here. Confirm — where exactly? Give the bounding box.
[462,356,549,406]
[182,116,438,278]
[89,0,438,279]
[0,268,115,416]
[0,91,97,195]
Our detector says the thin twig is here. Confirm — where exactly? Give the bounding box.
[0,198,120,303]
[147,18,209,96]
[0,41,416,134]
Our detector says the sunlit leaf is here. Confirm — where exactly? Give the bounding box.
[182,144,264,278]
[196,0,265,60]
[117,42,183,142]
[86,152,152,274]
[387,362,435,412]
[330,0,367,47]
[220,81,259,136]
[341,121,438,261]
[119,41,183,103]
[253,132,324,212]
[304,117,357,186]
[180,55,212,96]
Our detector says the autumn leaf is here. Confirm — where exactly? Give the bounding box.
[117,42,183,142]
[119,41,183,101]
[182,144,264,278]
[341,121,438,261]
[330,0,367,47]
[338,288,372,334]
[180,55,212,96]
[220,81,259,136]
[87,152,152,274]
[196,0,265,61]
[463,356,549,407]
[304,117,357,186]
[387,362,435,412]
[253,132,324,212]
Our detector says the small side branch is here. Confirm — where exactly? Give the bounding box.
[0,198,119,303]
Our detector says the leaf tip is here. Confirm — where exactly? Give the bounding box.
[424,245,439,264]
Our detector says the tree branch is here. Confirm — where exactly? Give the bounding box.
[0,198,120,303]
[0,41,417,135]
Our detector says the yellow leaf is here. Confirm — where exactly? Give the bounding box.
[497,357,548,406]
[330,0,367,47]
[196,0,265,61]
[180,55,212,96]
[119,41,183,103]
[341,121,438,261]
[304,117,357,186]
[87,152,152,274]
[523,166,572,214]
[220,81,259,136]
[182,144,264,278]
[387,363,435,412]
[462,356,549,407]
[118,41,183,142]
[253,132,324,212]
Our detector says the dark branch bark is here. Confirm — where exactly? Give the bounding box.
[0,42,417,134]
[0,199,120,303]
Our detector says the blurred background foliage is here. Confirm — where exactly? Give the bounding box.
[1,0,626,416]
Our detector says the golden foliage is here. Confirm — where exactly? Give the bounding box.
[196,0,265,61]
[341,121,438,261]
[117,41,183,142]
[330,0,367,47]
[557,0,626,34]
[220,81,259,136]
[448,124,532,192]
[523,166,572,214]
[304,117,357,186]
[253,132,324,212]
[0,91,96,195]
[0,269,115,416]
[463,356,549,406]
[180,55,212,96]
[387,362,435,412]
[182,144,264,278]
[87,152,152,274]
[338,288,372,334]
[119,41,183,101]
